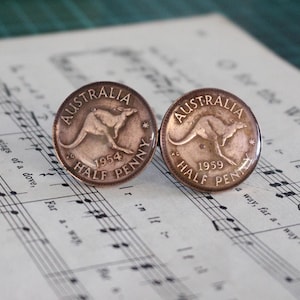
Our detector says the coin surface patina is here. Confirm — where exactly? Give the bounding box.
[53,82,157,186]
[160,88,261,192]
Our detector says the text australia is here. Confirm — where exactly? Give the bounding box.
[61,85,131,126]
[174,94,244,124]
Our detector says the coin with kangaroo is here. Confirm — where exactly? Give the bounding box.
[160,88,261,192]
[53,82,157,186]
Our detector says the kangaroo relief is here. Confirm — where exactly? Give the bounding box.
[168,115,246,166]
[59,106,137,154]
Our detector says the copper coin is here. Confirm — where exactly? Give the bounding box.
[53,82,157,186]
[160,88,261,192]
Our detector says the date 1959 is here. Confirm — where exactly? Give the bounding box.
[199,160,224,171]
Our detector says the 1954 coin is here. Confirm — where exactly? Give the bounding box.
[160,88,261,192]
[53,82,157,186]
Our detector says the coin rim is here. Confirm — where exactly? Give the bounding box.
[52,81,158,187]
[159,87,262,192]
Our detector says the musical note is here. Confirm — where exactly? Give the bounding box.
[276,191,296,198]
[39,173,55,176]
[135,203,146,211]
[30,111,40,126]
[212,220,220,231]
[69,277,78,284]
[131,263,154,271]
[2,83,11,97]
[112,242,129,248]
[100,227,122,233]
[148,216,161,224]
[263,169,283,175]
[88,210,108,219]
[270,181,288,187]
[211,218,241,232]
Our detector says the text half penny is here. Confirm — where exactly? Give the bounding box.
[160,88,261,192]
[53,82,157,186]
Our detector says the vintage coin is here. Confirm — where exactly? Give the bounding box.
[53,81,157,186]
[160,88,261,192]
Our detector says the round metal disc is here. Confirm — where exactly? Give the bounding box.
[53,81,157,186]
[160,88,261,192]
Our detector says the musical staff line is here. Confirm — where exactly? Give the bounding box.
[230,222,300,238]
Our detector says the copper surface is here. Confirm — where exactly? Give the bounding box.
[53,82,157,186]
[160,88,261,192]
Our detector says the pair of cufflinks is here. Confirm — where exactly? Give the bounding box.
[53,81,261,192]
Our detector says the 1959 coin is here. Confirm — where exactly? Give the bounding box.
[160,88,261,192]
[53,82,157,186]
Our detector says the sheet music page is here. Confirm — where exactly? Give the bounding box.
[0,14,300,300]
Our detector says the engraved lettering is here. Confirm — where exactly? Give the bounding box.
[60,85,134,126]
[214,96,223,106]
[99,86,108,98]
[177,160,188,172]
[223,98,231,109]
[195,96,204,106]
[128,158,140,169]
[173,93,244,124]
[189,98,198,109]
[116,89,122,100]
[114,168,122,179]
[82,167,91,178]
[233,108,243,119]
[109,87,116,99]
[73,161,107,180]
[176,160,207,185]
[180,102,194,114]
[73,97,83,107]
[184,168,193,179]
[174,112,186,124]
[205,95,213,105]
[88,89,97,100]
[214,154,252,186]
[61,115,73,126]
[114,137,150,179]
[200,174,208,184]
[93,170,107,180]
[122,164,130,175]
[74,161,85,173]
[135,148,147,161]
[120,93,131,105]
[79,92,89,102]
[229,102,236,112]
[68,102,80,113]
